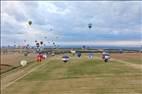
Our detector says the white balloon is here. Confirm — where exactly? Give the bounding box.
[20,60,28,66]
[62,58,69,61]
[104,55,110,59]
[70,50,76,54]
[43,54,47,59]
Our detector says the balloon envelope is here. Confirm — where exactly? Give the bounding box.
[88,23,92,29]
[36,43,40,47]
[28,21,32,25]
[20,60,27,66]
[62,55,69,62]
[35,40,37,42]
[40,41,43,45]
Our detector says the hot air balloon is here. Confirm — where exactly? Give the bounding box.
[35,40,37,43]
[44,37,47,39]
[88,23,92,29]
[40,41,43,45]
[77,52,81,57]
[88,53,94,59]
[28,21,32,26]
[82,45,86,49]
[62,55,69,63]
[50,28,53,31]
[36,43,40,47]
[20,60,28,67]
[27,44,30,47]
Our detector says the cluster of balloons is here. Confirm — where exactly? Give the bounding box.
[35,40,43,47]
[34,40,44,52]
[26,20,93,52]
[23,40,30,49]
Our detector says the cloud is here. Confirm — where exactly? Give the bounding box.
[1,1,142,47]
[57,40,141,47]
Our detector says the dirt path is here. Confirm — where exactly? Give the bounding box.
[1,62,46,91]
[1,55,62,92]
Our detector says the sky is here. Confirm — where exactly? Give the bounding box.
[1,1,142,47]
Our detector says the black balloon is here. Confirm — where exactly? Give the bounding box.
[40,41,43,45]
[35,40,37,43]
[36,43,39,47]
[88,23,92,29]
[28,21,32,26]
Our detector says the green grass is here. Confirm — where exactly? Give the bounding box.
[124,58,142,64]
[21,56,141,81]
[65,59,141,78]
[95,53,142,64]
[3,55,142,94]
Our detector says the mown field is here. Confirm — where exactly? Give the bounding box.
[2,53,142,94]
[0,52,36,73]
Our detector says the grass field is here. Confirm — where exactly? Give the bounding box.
[0,53,35,73]
[2,53,142,94]
[111,53,142,64]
